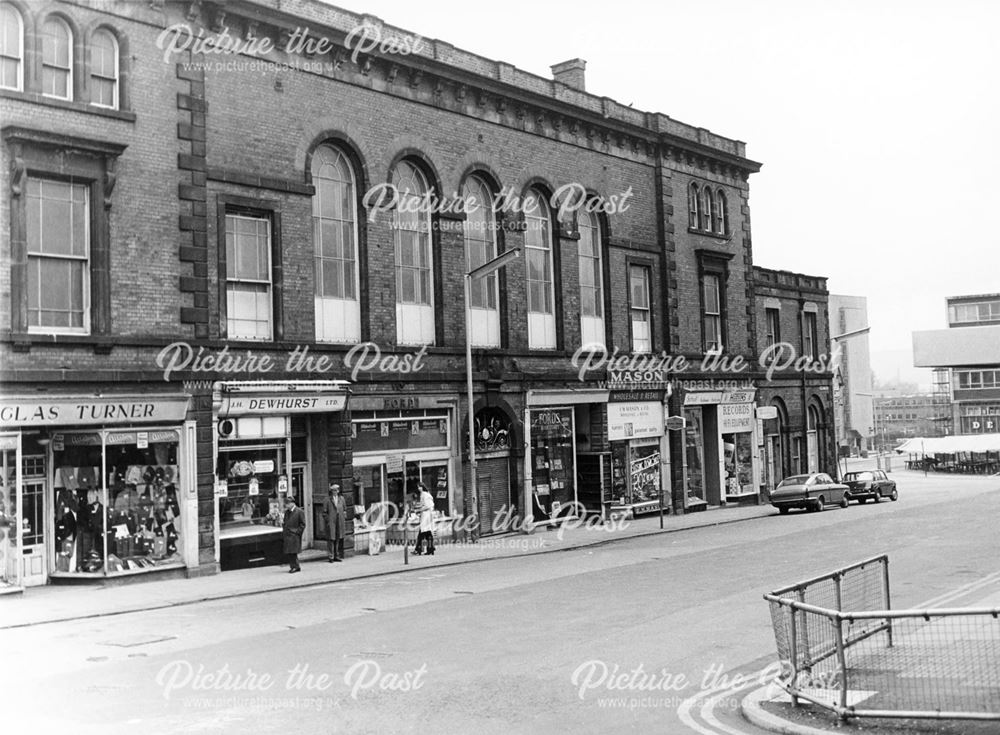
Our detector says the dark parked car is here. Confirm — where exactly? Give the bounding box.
[842,470,898,503]
[770,473,849,514]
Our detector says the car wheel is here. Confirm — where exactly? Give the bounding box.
[890,488,898,501]
[779,507,789,515]
[815,496,826,512]
[839,494,849,509]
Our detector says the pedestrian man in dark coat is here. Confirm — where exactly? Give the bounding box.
[323,483,346,562]
[282,494,306,573]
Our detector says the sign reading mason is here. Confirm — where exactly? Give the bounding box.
[0,395,191,428]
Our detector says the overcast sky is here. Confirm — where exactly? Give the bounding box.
[335,0,999,386]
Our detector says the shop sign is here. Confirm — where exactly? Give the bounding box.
[136,432,149,449]
[609,389,663,403]
[607,402,664,441]
[253,460,275,474]
[756,406,778,420]
[277,476,288,494]
[219,393,346,417]
[216,479,228,497]
[386,454,404,474]
[683,389,756,406]
[531,408,573,436]
[350,395,445,411]
[0,395,190,428]
[719,403,754,433]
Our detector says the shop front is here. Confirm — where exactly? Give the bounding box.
[0,392,194,585]
[214,381,349,570]
[349,394,457,549]
[681,386,760,508]
[524,389,610,524]
[606,397,668,519]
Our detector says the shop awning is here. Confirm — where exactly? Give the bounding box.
[895,434,1000,455]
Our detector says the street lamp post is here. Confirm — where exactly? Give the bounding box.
[464,247,521,542]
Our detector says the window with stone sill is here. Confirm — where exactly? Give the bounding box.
[90,28,118,109]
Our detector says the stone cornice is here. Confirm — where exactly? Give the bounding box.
[166,0,760,176]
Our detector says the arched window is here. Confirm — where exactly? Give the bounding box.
[0,4,23,91]
[699,186,712,231]
[393,160,434,345]
[578,209,604,348]
[715,189,727,235]
[524,188,556,349]
[462,174,500,347]
[312,144,360,343]
[90,28,118,108]
[688,183,698,229]
[41,16,72,100]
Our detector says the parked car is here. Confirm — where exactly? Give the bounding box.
[770,473,849,514]
[842,470,898,503]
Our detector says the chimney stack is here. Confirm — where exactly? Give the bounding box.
[551,58,586,92]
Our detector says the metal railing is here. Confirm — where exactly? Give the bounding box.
[765,555,1000,721]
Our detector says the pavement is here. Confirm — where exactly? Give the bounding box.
[742,568,1000,735]
[0,500,779,629]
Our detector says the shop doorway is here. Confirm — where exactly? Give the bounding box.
[476,457,512,535]
[291,463,311,547]
[21,478,46,586]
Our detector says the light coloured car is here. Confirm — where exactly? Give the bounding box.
[770,473,849,514]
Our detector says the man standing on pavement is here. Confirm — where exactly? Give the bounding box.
[324,483,346,562]
[282,494,306,573]
[413,483,436,556]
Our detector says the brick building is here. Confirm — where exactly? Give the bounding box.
[0,0,831,588]
[751,268,837,492]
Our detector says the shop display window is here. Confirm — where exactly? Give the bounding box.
[217,442,290,535]
[684,407,705,502]
[52,429,183,576]
[0,443,20,588]
[530,408,576,521]
[723,432,755,496]
[628,440,660,505]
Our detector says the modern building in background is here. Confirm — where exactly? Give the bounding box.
[829,295,874,454]
[913,294,1000,435]
[874,393,951,446]
[0,0,835,589]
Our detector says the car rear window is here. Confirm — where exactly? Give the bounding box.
[778,475,811,487]
[845,472,874,482]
